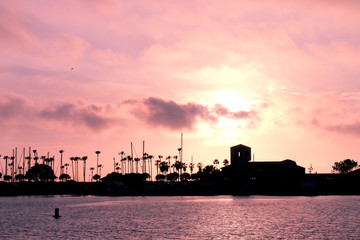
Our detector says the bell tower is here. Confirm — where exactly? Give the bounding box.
[230,144,251,179]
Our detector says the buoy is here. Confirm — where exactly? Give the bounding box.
[53,208,61,218]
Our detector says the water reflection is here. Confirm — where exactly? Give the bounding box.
[0,195,359,239]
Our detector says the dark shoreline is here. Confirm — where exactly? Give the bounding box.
[1,178,359,197]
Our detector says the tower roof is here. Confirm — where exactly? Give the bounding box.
[231,144,251,149]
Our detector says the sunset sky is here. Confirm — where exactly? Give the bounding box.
[1,1,360,177]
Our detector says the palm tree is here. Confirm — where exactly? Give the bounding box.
[4,175,12,182]
[142,153,147,174]
[197,162,203,172]
[223,159,229,167]
[15,173,25,182]
[119,151,125,174]
[64,163,69,175]
[41,156,46,165]
[166,156,172,173]
[90,167,94,181]
[10,156,15,178]
[189,162,195,174]
[98,164,103,177]
[121,157,127,174]
[147,155,154,180]
[159,161,169,175]
[134,157,141,173]
[174,160,182,181]
[33,156,39,165]
[95,151,101,175]
[50,156,55,170]
[18,166,23,177]
[177,147,182,175]
[59,150,64,175]
[33,150,37,164]
[213,159,219,169]
[74,157,80,181]
[59,173,71,182]
[25,156,30,173]
[155,159,161,176]
[9,159,14,180]
[82,156,88,182]
[3,156,9,177]
[182,162,187,173]
[70,157,75,180]
[127,155,133,173]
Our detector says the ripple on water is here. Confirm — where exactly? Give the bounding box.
[0,195,359,239]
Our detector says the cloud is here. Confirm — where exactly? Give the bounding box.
[213,104,258,119]
[132,97,259,130]
[312,118,360,137]
[39,101,115,131]
[0,94,30,121]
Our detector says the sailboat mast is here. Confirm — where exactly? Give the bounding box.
[131,142,133,173]
[181,133,183,163]
[14,147,17,176]
[23,147,25,175]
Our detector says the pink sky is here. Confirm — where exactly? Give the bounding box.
[1,1,360,178]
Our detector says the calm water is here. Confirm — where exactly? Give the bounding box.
[0,195,359,239]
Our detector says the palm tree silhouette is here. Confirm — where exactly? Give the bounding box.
[59,150,64,175]
[51,156,55,170]
[90,167,94,181]
[33,156,39,165]
[98,164,103,177]
[174,160,182,181]
[142,153,148,173]
[95,151,101,175]
[3,156,9,177]
[155,159,161,177]
[17,166,23,177]
[182,162,187,173]
[166,156,172,173]
[121,157,127,174]
[147,155,154,181]
[189,162,195,175]
[33,150,38,165]
[197,162,203,173]
[159,161,169,175]
[127,155,133,173]
[119,151,125,174]
[73,157,80,181]
[70,157,75,180]
[25,156,30,173]
[177,147,182,176]
[82,156,88,182]
[213,159,219,169]
[8,161,14,180]
[64,163,69,175]
[134,157,140,173]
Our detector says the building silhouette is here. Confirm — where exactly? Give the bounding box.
[230,144,305,193]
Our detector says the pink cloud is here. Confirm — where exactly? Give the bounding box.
[129,97,260,131]
[39,101,116,132]
[0,94,30,122]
